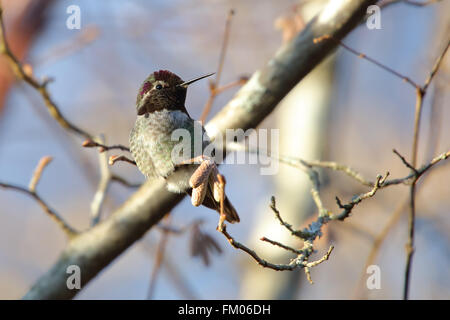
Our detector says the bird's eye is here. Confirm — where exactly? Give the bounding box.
[155,84,163,90]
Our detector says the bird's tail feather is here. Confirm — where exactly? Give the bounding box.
[187,188,240,223]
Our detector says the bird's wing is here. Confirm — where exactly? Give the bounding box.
[146,129,177,179]
[129,123,159,179]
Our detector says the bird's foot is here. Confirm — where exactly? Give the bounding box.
[176,155,227,231]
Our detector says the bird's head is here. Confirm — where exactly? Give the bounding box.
[136,70,214,116]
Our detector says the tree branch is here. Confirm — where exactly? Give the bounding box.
[22,0,377,299]
[0,156,77,238]
[0,7,93,140]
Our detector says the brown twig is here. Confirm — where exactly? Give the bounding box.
[221,223,334,284]
[0,157,77,237]
[221,226,297,271]
[221,170,388,281]
[147,213,171,299]
[33,24,100,67]
[333,172,389,221]
[110,175,141,188]
[304,245,334,284]
[28,156,52,192]
[1,5,134,212]
[403,39,449,300]
[260,236,301,255]
[140,238,198,299]
[354,198,406,298]
[82,138,130,153]
[90,135,112,226]
[0,7,93,140]
[220,143,449,285]
[190,221,222,266]
[314,35,420,90]
[16,0,409,299]
[355,154,450,298]
[270,196,311,239]
[199,78,248,123]
[199,10,248,123]
[227,142,450,189]
[393,148,418,174]
[225,142,374,187]
[109,155,136,166]
[215,9,234,89]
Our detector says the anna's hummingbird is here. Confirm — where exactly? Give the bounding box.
[129,70,240,223]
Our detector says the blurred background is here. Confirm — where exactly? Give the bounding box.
[0,0,449,299]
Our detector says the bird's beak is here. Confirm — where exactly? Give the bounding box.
[178,72,215,88]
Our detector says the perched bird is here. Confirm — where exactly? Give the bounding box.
[129,70,240,223]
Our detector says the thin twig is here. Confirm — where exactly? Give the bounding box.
[225,142,374,186]
[28,156,53,192]
[90,135,112,226]
[147,213,171,299]
[354,198,406,298]
[260,236,301,254]
[355,155,450,298]
[199,10,248,123]
[110,175,141,188]
[109,155,136,166]
[224,145,448,282]
[215,9,234,89]
[403,40,449,300]
[140,239,198,299]
[221,226,297,271]
[33,25,100,67]
[270,196,310,239]
[18,0,385,299]
[304,245,334,284]
[1,156,77,237]
[422,39,450,92]
[0,7,93,140]
[226,141,448,189]
[82,138,130,153]
[314,35,420,90]
[333,172,390,221]
[222,222,334,284]
[393,148,418,174]
[199,78,248,123]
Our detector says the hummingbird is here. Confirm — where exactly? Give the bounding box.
[129,70,240,224]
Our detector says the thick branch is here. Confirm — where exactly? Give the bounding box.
[23,0,377,299]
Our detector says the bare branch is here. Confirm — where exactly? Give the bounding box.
[314,35,420,90]
[270,196,310,239]
[260,236,302,255]
[22,0,379,299]
[422,39,450,92]
[82,138,130,153]
[110,175,141,188]
[393,149,418,174]
[199,10,249,123]
[0,7,93,140]
[221,226,297,271]
[109,155,136,166]
[333,172,389,221]
[147,213,171,299]
[1,156,77,238]
[404,40,449,300]
[90,135,112,226]
[304,245,334,284]
[28,156,53,192]
[226,142,374,187]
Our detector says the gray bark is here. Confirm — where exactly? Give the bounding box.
[24,0,376,299]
